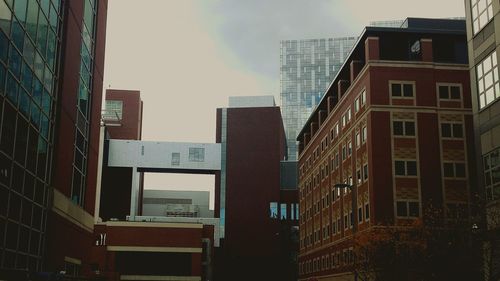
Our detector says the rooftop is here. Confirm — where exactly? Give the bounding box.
[296,17,467,143]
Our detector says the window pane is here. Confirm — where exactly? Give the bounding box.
[395,161,405,176]
[450,86,461,99]
[439,85,449,99]
[453,124,463,138]
[444,163,454,177]
[405,122,415,136]
[408,202,419,217]
[407,161,417,176]
[403,84,413,97]
[441,123,452,138]
[397,201,407,216]
[393,121,403,135]
[391,83,401,97]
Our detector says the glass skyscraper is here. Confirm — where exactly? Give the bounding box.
[280,37,357,160]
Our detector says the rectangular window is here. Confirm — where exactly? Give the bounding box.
[438,85,461,100]
[363,164,368,181]
[441,123,463,138]
[354,97,360,112]
[471,0,493,34]
[270,202,278,218]
[188,147,205,162]
[280,203,287,219]
[171,152,180,166]
[356,131,361,147]
[361,89,366,105]
[342,145,346,161]
[362,126,367,143]
[357,169,362,184]
[393,120,415,136]
[104,100,123,119]
[347,141,352,156]
[391,82,414,97]
[443,162,466,178]
[397,201,420,217]
[477,51,499,109]
[358,207,363,222]
[395,160,417,176]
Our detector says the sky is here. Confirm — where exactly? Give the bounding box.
[103,0,466,208]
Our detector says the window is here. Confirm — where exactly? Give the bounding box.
[438,85,461,100]
[391,82,414,97]
[396,201,420,217]
[363,164,368,181]
[443,162,466,178]
[361,126,367,143]
[393,121,415,136]
[104,100,123,119]
[470,0,493,34]
[342,145,346,161]
[476,51,499,109]
[356,169,362,184]
[171,152,180,166]
[441,123,463,138]
[270,202,278,218]
[280,203,287,219]
[483,148,500,200]
[188,147,205,162]
[354,97,360,112]
[358,207,363,222]
[395,160,417,176]
[347,141,352,156]
[356,131,361,147]
[361,90,366,105]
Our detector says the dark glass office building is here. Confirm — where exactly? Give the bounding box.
[0,0,107,277]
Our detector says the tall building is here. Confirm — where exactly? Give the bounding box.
[0,0,108,277]
[464,0,500,279]
[215,96,299,281]
[296,19,474,280]
[280,37,357,160]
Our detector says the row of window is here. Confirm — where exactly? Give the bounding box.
[301,202,370,248]
[302,125,367,177]
[299,248,354,275]
[269,202,299,221]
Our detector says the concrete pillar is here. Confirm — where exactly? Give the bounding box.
[129,167,140,220]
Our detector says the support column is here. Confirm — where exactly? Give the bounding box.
[129,167,140,220]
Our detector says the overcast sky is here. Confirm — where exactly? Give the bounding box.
[103,0,466,207]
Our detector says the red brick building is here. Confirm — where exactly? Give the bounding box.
[44,0,108,277]
[214,97,299,281]
[296,19,475,280]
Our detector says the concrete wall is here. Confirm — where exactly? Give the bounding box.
[107,140,221,172]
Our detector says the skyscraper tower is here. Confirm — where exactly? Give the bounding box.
[280,37,357,160]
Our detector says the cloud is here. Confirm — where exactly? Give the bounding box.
[198,0,358,80]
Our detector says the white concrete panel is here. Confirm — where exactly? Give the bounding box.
[107,140,221,171]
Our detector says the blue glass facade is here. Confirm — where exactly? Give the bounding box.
[0,0,61,271]
[280,37,357,160]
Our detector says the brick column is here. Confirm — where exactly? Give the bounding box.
[365,37,380,61]
[350,60,364,82]
[420,39,433,62]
